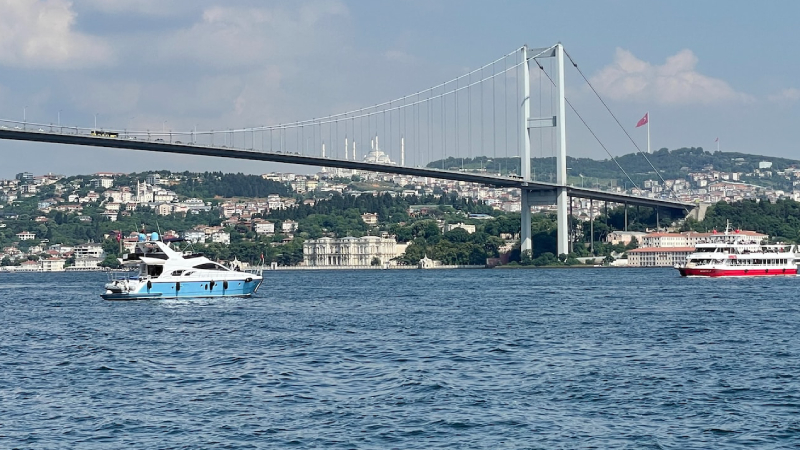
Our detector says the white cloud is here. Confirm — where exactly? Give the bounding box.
[590,48,753,105]
[76,0,193,16]
[157,1,349,68]
[0,0,112,69]
[768,88,800,103]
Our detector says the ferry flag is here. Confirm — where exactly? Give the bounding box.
[715,137,719,142]
[636,113,649,128]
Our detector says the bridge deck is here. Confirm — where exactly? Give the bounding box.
[0,129,693,213]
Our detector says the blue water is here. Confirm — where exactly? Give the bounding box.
[1,268,799,449]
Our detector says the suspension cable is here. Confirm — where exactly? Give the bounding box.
[532,58,640,192]
[563,49,680,200]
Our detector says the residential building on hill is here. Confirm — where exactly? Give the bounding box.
[445,222,476,234]
[16,231,35,241]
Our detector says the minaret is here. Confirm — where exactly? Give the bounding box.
[401,136,405,166]
[321,142,327,173]
[353,141,357,161]
[345,136,349,160]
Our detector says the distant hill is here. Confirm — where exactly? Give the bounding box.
[428,147,800,188]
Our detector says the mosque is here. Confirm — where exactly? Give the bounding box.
[363,135,395,165]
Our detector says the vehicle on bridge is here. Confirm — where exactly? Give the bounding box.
[91,130,119,138]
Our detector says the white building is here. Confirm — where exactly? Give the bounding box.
[183,229,206,243]
[40,258,66,272]
[16,231,35,241]
[253,220,275,235]
[153,189,177,203]
[155,203,174,216]
[72,257,103,269]
[627,247,695,267]
[210,231,231,245]
[303,236,399,266]
[267,194,284,211]
[282,220,298,234]
[444,223,476,234]
[92,178,113,189]
[74,244,105,259]
[641,230,767,248]
[146,174,161,186]
[361,213,378,225]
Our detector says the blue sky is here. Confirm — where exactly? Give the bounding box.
[0,0,798,178]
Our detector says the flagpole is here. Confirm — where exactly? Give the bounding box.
[646,111,651,154]
[717,138,719,153]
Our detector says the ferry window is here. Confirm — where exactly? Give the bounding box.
[183,271,195,277]
[171,270,184,276]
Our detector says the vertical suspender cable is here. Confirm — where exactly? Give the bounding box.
[442,84,446,168]
[492,60,496,164]
[504,55,508,166]
[516,51,520,177]
[455,76,459,167]
[468,71,472,161]
[480,66,484,164]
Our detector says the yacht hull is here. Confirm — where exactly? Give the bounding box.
[102,278,263,300]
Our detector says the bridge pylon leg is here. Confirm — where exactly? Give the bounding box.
[520,189,532,256]
[556,187,569,256]
[555,43,569,257]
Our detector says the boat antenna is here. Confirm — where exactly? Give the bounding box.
[156,220,162,240]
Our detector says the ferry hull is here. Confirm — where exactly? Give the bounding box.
[678,267,797,277]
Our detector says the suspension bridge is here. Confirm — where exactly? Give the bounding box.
[0,43,695,256]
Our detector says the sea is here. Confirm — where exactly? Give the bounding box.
[1,268,799,449]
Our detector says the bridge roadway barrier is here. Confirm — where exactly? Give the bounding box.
[0,127,694,213]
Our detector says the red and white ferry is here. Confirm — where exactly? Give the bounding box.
[676,224,798,277]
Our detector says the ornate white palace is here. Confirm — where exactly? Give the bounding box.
[303,236,400,267]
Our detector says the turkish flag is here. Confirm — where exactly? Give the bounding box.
[636,113,648,128]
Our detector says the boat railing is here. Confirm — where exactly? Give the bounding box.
[244,266,264,277]
[107,271,142,282]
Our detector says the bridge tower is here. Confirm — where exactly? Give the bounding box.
[519,43,569,257]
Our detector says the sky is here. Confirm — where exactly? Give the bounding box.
[0,0,798,178]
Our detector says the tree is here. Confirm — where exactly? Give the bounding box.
[100,254,121,269]
[443,227,471,243]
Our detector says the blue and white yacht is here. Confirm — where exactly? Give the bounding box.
[102,233,262,300]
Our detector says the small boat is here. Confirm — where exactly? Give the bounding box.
[102,233,262,300]
[676,222,797,277]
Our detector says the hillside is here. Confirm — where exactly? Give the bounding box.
[428,147,800,188]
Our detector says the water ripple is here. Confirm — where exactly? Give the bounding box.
[2,269,800,448]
